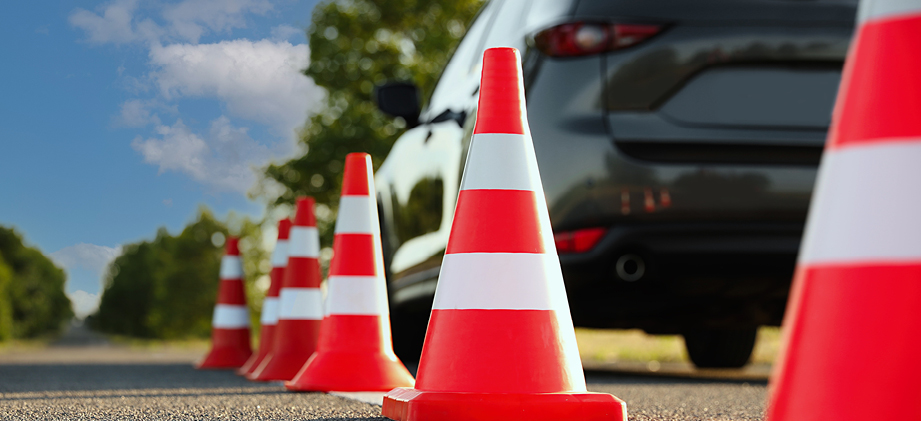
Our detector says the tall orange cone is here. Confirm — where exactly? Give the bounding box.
[286,153,415,392]
[197,237,252,369]
[767,2,921,420]
[238,218,291,376]
[381,47,626,421]
[249,198,323,381]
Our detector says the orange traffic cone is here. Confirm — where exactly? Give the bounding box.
[286,153,415,392]
[238,218,291,376]
[197,237,252,369]
[381,47,626,421]
[249,198,323,381]
[767,2,921,420]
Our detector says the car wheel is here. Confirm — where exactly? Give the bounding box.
[390,310,429,363]
[683,328,758,368]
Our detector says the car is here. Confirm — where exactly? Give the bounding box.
[372,0,857,368]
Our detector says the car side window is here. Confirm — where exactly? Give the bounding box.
[420,1,500,122]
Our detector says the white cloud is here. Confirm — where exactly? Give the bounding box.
[163,0,273,43]
[69,0,161,45]
[149,39,322,139]
[114,99,161,127]
[51,243,122,274]
[70,0,273,45]
[68,290,101,320]
[270,24,301,42]
[71,0,323,194]
[132,116,273,192]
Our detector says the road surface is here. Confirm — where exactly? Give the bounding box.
[0,325,767,420]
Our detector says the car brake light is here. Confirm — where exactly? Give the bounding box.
[554,227,607,254]
[533,22,663,57]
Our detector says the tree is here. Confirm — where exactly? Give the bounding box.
[0,227,73,339]
[257,0,482,243]
[92,208,268,339]
[0,253,13,341]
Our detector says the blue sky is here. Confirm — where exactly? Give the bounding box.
[0,0,323,317]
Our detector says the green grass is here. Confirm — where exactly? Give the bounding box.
[105,334,211,350]
[576,327,783,364]
[0,337,53,352]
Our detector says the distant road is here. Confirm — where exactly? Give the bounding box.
[0,324,766,420]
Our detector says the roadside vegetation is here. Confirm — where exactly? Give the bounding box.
[0,226,73,341]
[576,327,782,365]
[90,209,266,339]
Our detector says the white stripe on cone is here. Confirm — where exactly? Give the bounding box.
[858,0,921,22]
[334,196,377,234]
[271,240,289,267]
[324,276,389,316]
[219,256,243,279]
[800,142,921,265]
[260,297,279,325]
[288,228,320,258]
[460,133,542,192]
[212,304,250,329]
[278,288,324,320]
[433,253,572,311]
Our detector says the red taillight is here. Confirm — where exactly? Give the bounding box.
[533,22,663,57]
[554,227,607,254]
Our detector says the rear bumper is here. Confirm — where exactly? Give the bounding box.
[560,222,801,333]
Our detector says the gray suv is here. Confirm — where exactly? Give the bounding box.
[373,0,856,367]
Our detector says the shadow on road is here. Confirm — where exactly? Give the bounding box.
[0,362,279,393]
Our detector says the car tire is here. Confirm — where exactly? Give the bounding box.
[682,328,758,368]
[390,310,429,363]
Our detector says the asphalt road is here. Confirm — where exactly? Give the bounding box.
[0,325,767,420]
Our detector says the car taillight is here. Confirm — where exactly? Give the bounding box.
[554,227,607,254]
[533,22,663,57]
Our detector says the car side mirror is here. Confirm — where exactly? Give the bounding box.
[374,81,421,127]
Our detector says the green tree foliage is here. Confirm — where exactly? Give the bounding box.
[0,227,73,339]
[0,253,13,341]
[92,208,268,339]
[257,0,482,242]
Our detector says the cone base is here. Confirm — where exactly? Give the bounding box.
[196,328,252,369]
[247,351,311,381]
[247,319,321,381]
[237,350,262,376]
[286,350,414,392]
[382,388,626,421]
[196,345,252,369]
[237,325,276,376]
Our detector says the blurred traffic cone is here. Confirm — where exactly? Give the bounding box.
[238,218,291,376]
[249,198,323,381]
[767,2,921,420]
[197,237,252,369]
[381,47,626,421]
[287,153,414,392]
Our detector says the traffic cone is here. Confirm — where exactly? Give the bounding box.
[249,198,323,381]
[381,47,626,421]
[197,237,252,369]
[767,2,921,420]
[238,218,292,376]
[286,153,415,392]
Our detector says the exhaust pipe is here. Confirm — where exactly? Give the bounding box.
[615,254,645,282]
